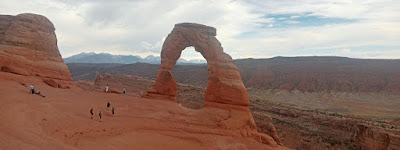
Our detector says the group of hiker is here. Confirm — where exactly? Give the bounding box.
[89,102,115,122]
[28,84,125,96]
[27,83,119,122]
[104,85,126,94]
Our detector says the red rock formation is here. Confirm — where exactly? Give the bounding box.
[43,78,59,88]
[0,13,72,84]
[145,23,249,107]
[143,23,282,147]
[93,73,122,94]
[43,78,70,89]
[253,112,282,145]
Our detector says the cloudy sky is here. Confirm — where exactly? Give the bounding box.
[1,0,400,60]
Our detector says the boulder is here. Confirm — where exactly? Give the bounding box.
[58,83,70,89]
[43,78,58,88]
[93,73,124,94]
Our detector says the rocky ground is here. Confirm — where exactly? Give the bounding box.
[0,72,287,150]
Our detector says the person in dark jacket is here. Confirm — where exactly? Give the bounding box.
[90,108,93,119]
[29,84,35,94]
[99,111,102,122]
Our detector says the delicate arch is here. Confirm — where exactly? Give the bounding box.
[145,23,249,106]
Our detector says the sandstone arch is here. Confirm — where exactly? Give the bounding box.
[146,23,249,106]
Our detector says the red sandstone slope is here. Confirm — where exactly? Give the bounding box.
[0,72,289,150]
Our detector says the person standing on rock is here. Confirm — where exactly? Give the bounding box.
[99,111,102,122]
[112,107,115,116]
[90,108,93,119]
[107,102,110,110]
[122,88,126,94]
[105,85,109,93]
[29,84,35,94]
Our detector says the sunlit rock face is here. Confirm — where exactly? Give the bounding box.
[146,23,249,107]
[0,13,72,82]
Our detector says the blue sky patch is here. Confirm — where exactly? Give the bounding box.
[235,13,358,39]
[260,13,357,28]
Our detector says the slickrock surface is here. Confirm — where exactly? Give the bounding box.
[0,72,289,150]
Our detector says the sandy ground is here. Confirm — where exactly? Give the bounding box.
[0,72,286,150]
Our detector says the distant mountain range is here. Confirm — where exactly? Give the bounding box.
[63,52,206,64]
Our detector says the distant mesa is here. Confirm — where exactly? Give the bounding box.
[0,13,73,88]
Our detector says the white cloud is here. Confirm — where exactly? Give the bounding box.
[0,0,399,59]
[340,48,351,54]
[290,15,300,19]
[224,20,400,58]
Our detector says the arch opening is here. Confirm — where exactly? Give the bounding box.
[173,46,207,109]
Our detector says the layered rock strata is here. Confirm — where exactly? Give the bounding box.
[145,23,249,106]
[0,13,72,88]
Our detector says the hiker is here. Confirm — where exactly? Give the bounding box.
[105,85,109,93]
[122,88,126,94]
[90,108,93,119]
[29,84,35,94]
[112,107,115,116]
[99,111,102,122]
[107,102,110,110]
